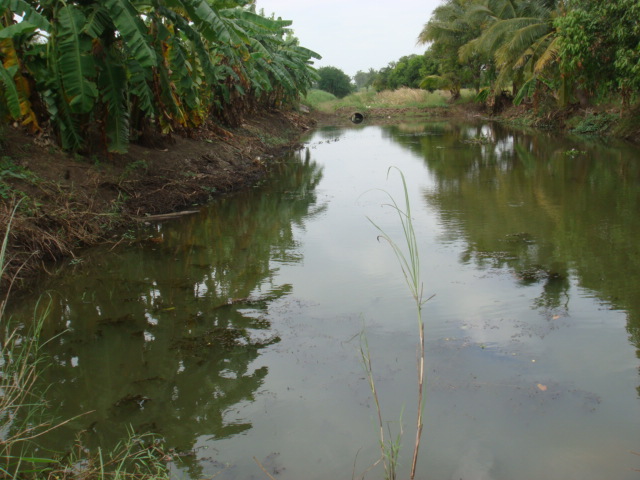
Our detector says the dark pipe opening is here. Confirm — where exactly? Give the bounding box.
[350,112,364,124]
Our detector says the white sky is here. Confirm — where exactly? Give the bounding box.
[255,0,442,78]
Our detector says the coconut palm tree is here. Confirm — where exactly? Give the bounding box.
[418,0,487,99]
[459,0,564,104]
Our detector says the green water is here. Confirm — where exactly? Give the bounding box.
[8,120,640,479]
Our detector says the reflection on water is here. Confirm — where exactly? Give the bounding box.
[16,153,324,476]
[385,121,640,361]
[7,122,640,480]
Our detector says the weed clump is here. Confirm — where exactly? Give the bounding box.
[569,113,618,135]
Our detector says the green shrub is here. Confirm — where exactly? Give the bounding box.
[570,113,618,135]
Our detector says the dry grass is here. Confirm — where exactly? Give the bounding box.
[373,88,444,106]
[0,194,124,288]
[311,88,452,113]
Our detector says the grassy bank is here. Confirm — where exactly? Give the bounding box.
[305,87,640,143]
[304,87,477,115]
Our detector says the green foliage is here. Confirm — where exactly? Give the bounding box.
[0,63,21,119]
[418,0,486,98]
[413,0,640,110]
[0,156,37,200]
[371,52,438,92]
[55,5,99,114]
[0,0,320,153]
[315,66,354,98]
[556,0,640,104]
[302,88,337,108]
[353,68,377,90]
[569,113,617,135]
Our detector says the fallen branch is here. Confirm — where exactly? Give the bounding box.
[133,210,200,222]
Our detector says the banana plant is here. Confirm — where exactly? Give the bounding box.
[0,4,46,131]
[0,0,320,153]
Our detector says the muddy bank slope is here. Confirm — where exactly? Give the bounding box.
[1,109,315,288]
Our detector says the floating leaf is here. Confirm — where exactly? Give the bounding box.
[537,383,547,392]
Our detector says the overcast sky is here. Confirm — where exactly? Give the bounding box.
[255,0,443,78]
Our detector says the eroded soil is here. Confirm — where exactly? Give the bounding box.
[0,109,315,289]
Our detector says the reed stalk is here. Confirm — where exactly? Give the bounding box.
[359,329,403,480]
[367,167,434,480]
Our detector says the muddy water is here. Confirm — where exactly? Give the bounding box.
[10,121,640,479]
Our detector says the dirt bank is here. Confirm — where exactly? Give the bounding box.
[1,109,315,289]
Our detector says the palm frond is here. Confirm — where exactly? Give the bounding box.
[513,75,537,105]
[494,20,549,67]
[533,34,560,73]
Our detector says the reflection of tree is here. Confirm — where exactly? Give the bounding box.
[315,126,345,141]
[20,153,324,474]
[387,121,640,373]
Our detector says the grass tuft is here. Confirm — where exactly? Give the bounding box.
[359,329,403,480]
[302,89,337,109]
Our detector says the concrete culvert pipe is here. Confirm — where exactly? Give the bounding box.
[350,112,364,124]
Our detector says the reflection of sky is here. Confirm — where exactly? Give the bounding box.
[276,127,442,320]
[17,123,640,480]
[243,124,640,480]
[275,125,639,368]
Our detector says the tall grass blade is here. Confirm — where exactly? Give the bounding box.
[366,167,434,480]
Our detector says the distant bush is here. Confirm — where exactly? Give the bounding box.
[316,66,355,98]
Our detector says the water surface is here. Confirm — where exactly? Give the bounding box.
[12,120,640,480]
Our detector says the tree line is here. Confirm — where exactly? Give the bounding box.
[419,0,640,107]
[326,0,640,110]
[0,0,320,153]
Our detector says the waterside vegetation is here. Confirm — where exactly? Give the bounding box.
[319,0,640,139]
[1,208,173,479]
[369,0,640,114]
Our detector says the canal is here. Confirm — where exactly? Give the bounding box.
[10,119,640,480]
